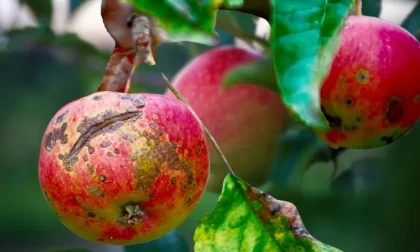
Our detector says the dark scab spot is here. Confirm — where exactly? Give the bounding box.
[88,146,95,154]
[183,184,188,190]
[171,177,177,185]
[83,155,88,162]
[356,117,361,122]
[356,69,370,84]
[93,95,102,101]
[133,97,147,107]
[186,196,192,204]
[149,123,156,129]
[386,99,403,124]
[107,152,113,157]
[56,111,68,124]
[149,193,154,198]
[87,212,96,218]
[61,134,68,144]
[58,154,65,160]
[87,164,94,175]
[114,148,120,154]
[100,140,112,148]
[343,96,355,108]
[64,156,78,172]
[351,126,357,130]
[196,147,202,154]
[88,185,104,197]
[99,175,106,182]
[381,136,394,144]
[44,132,55,151]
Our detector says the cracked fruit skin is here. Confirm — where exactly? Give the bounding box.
[317,15,420,149]
[38,91,209,245]
[165,46,288,192]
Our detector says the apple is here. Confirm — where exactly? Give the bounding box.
[38,91,209,245]
[165,46,288,192]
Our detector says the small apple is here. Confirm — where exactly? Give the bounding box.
[317,15,420,149]
[165,46,289,192]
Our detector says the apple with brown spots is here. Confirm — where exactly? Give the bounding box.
[38,91,209,245]
[317,15,420,149]
[165,46,289,192]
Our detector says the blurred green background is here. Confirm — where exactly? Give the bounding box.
[0,0,419,251]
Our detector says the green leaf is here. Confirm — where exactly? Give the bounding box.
[401,2,420,41]
[361,0,381,17]
[222,57,278,91]
[127,0,243,45]
[124,230,189,252]
[270,0,353,131]
[20,0,53,25]
[194,174,341,251]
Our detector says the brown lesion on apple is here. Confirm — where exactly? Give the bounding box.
[321,106,342,129]
[131,128,193,191]
[356,69,370,84]
[118,94,147,108]
[385,98,403,124]
[44,122,69,152]
[56,110,69,124]
[60,109,141,172]
[117,202,146,225]
[88,185,105,197]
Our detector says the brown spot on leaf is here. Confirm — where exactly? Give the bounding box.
[246,185,313,240]
[386,99,403,124]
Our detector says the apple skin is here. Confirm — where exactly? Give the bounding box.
[316,15,420,149]
[38,91,209,245]
[165,46,289,192]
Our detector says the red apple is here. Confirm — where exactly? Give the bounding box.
[38,91,209,245]
[165,46,288,191]
[317,15,420,149]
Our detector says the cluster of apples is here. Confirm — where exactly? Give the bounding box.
[38,15,419,245]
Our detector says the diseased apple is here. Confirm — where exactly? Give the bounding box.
[165,46,288,192]
[317,15,420,149]
[38,91,209,245]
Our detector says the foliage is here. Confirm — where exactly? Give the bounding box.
[194,174,341,251]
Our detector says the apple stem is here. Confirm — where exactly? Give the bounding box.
[98,1,157,93]
[355,0,363,16]
[161,73,236,176]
